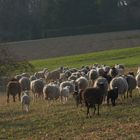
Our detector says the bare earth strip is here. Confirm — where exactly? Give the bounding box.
[1,29,140,60]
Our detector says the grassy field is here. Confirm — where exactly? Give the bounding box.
[0,90,140,140]
[31,46,140,71]
[0,46,140,140]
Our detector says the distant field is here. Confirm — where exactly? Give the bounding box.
[1,29,140,60]
[31,47,140,71]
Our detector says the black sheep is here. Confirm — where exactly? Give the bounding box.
[7,80,21,103]
[83,83,105,117]
[107,87,118,106]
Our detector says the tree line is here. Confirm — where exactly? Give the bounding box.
[0,0,140,42]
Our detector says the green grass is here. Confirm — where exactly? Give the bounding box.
[30,47,140,71]
[1,90,140,140]
[1,46,140,139]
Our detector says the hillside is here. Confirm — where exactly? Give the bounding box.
[1,30,140,61]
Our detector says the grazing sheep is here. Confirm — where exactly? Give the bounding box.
[110,76,128,100]
[43,83,60,100]
[107,87,118,106]
[19,77,30,92]
[6,80,21,103]
[109,67,119,78]
[97,68,105,77]
[73,89,84,107]
[30,79,44,101]
[21,91,30,112]
[83,82,106,117]
[76,76,88,90]
[21,73,30,78]
[45,67,63,83]
[136,72,140,94]
[14,75,22,81]
[88,69,99,86]
[29,75,37,81]
[60,81,75,94]
[60,86,70,103]
[125,74,137,98]
[94,76,109,101]
[115,64,125,75]
[34,68,48,79]
[137,66,140,74]
[59,73,68,82]
[115,64,125,69]
[103,65,110,73]
[68,75,78,81]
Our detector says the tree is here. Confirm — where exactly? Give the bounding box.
[0,47,34,77]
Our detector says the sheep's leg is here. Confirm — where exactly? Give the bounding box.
[25,105,29,112]
[111,99,116,106]
[22,103,24,111]
[18,92,21,101]
[138,88,140,94]
[66,97,68,102]
[13,95,16,102]
[107,96,110,106]
[97,104,100,115]
[86,106,90,118]
[60,95,63,102]
[129,90,132,98]
[7,92,10,103]
[126,91,129,98]
[93,105,96,115]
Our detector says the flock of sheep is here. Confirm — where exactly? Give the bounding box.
[6,64,140,117]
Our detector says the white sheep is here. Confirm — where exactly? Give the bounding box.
[59,80,75,94]
[43,83,60,100]
[136,72,140,94]
[19,77,30,92]
[76,76,89,90]
[60,86,70,103]
[88,69,99,87]
[110,76,128,102]
[30,79,44,101]
[21,91,30,112]
[45,67,63,83]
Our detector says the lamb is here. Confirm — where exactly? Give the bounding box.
[83,82,106,117]
[60,86,70,103]
[43,83,60,100]
[6,79,21,103]
[107,87,118,106]
[21,91,30,112]
[59,81,75,94]
[30,79,44,101]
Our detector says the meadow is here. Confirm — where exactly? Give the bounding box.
[0,46,140,140]
[31,47,140,71]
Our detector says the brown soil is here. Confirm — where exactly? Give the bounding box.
[1,29,140,61]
